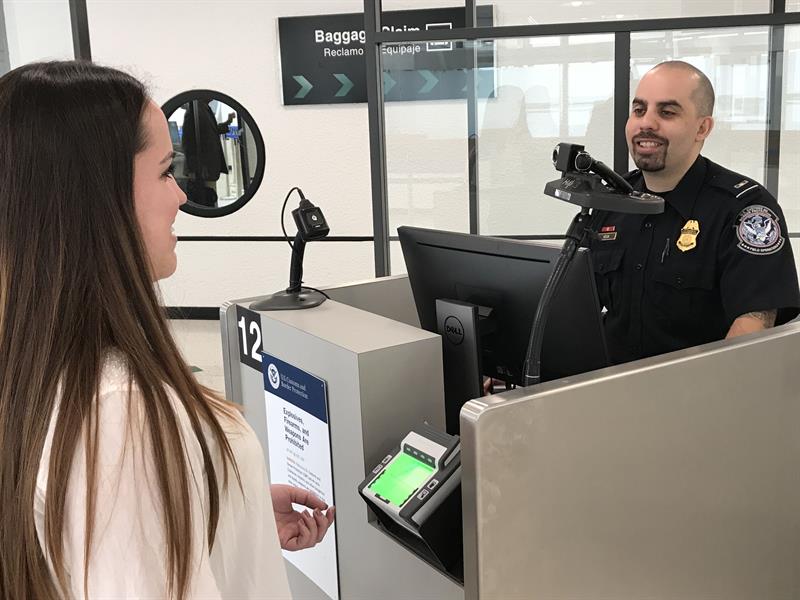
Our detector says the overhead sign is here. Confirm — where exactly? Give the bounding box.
[278,6,495,105]
[262,352,339,600]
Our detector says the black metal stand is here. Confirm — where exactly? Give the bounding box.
[250,233,327,311]
[522,207,592,386]
[435,299,484,435]
[250,288,327,311]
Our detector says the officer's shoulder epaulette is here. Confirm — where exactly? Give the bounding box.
[706,161,764,202]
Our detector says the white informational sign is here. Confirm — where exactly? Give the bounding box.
[262,352,339,600]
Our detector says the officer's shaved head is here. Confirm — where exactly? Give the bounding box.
[627,60,716,183]
[647,61,715,117]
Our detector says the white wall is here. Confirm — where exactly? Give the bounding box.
[85,0,488,306]
[87,0,375,306]
[4,0,73,67]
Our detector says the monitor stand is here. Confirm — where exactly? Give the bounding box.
[435,299,484,435]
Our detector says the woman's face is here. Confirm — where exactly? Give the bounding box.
[133,101,186,281]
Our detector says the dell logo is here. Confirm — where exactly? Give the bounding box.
[444,316,464,345]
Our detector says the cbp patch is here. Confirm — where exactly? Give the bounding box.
[735,205,784,256]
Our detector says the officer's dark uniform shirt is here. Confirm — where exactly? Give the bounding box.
[588,155,800,365]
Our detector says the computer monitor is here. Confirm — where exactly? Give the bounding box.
[399,226,609,393]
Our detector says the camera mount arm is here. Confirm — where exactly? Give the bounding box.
[521,143,665,386]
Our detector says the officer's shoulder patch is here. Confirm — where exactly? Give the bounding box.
[735,204,784,256]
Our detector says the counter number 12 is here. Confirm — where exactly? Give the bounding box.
[235,305,263,371]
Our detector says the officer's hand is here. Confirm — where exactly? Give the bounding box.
[482,377,507,395]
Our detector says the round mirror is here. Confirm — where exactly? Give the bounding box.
[161,90,265,217]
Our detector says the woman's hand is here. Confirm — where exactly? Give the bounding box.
[271,484,335,551]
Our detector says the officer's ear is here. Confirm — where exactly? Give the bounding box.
[695,116,714,142]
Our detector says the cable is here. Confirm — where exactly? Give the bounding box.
[281,186,306,250]
[300,285,330,300]
[573,149,633,193]
[522,208,592,386]
[281,187,329,299]
[591,159,633,193]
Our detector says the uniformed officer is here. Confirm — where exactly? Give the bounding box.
[589,60,800,365]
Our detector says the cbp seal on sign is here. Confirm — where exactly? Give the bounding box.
[735,205,784,256]
[267,363,281,390]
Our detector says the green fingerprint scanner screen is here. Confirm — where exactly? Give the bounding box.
[368,452,434,507]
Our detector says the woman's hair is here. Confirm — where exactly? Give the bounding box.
[0,61,238,599]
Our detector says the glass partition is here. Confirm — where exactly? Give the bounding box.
[379,0,467,13]
[477,34,615,235]
[381,41,471,242]
[381,33,616,248]
[375,9,797,275]
[477,0,770,27]
[780,25,800,232]
[631,27,770,182]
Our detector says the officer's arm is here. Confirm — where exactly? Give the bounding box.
[717,177,800,337]
[725,309,777,339]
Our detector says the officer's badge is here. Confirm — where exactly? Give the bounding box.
[736,205,784,256]
[676,219,700,252]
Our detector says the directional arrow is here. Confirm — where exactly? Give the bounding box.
[333,73,354,97]
[419,70,439,94]
[383,72,397,95]
[292,75,313,99]
[462,68,471,93]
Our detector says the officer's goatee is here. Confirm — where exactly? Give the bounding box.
[631,132,668,172]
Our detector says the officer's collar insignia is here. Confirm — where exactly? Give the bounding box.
[598,225,617,241]
[676,219,700,252]
[736,205,784,256]
[734,179,749,189]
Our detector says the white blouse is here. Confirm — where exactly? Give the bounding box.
[34,354,292,599]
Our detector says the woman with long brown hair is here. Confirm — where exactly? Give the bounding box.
[0,61,333,599]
